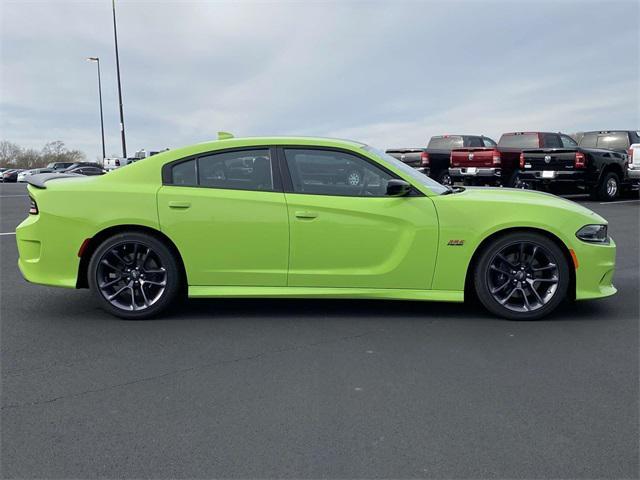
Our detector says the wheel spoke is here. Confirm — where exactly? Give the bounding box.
[490,264,511,276]
[143,279,166,287]
[532,263,556,272]
[140,247,151,269]
[529,283,544,305]
[107,284,129,301]
[100,276,122,288]
[129,286,136,310]
[490,280,511,294]
[529,246,538,265]
[140,284,151,307]
[498,286,518,305]
[496,253,517,268]
[521,287,531,311]
[101,259,123,273]
[109,249,129,266]
[519,242,526,264]
[533,277,558,284]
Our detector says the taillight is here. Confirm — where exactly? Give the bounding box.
[29,197,38,215]
[575,151,586,168]
[519,152,525,168]
[492,150,501,165]
[420,151,430,167]
[115,159,120,166]
[627,148,634,162]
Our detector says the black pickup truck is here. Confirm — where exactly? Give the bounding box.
[519,145,630,201]
[387,135,496,185]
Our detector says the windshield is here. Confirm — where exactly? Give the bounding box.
[362,145,449,195]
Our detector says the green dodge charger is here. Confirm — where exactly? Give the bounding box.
[16,135,616,320]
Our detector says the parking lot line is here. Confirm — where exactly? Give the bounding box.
[0,195,29,197]
[0,232,16,236]
[599,199,640,205]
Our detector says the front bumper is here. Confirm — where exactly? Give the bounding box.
[449,167,501,179]
[573,236,617,301]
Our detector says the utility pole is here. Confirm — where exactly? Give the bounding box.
[112,0,127,158]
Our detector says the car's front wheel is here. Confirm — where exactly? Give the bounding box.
[88,232,182,319]
[473,232,570,320]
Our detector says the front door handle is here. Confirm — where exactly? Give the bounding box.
[168,201,191,209]
[295,211,318,219]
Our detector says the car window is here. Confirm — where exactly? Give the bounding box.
[543,134,562,148]
[498,133,539,149]
[466,137,483,148]
[427,136,464,150]
[560,135,578,148]
[579,132,630,151]
[198,149,273,191]
[482,137,497,148]
[284,148,394,197]
[171,159,197,186]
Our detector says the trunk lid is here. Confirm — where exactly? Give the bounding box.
[450,147,497,167]
[521,149,579,171]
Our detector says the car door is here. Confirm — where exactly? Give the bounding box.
[280,147,438,289]
[157,147,289,287]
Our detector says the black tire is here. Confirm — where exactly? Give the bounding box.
[507,171,529,189]
[88,232,182,319]
[436,170,452,186]
[473,232,570,320]
[592,171,620,201]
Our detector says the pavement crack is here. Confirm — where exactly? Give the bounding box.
[1,330,375,410]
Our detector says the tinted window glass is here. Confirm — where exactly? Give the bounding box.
[561,135,578,148]
[171,159,197,185]
[284,149,394,197]
[579,132,630,151]
[543,134,562,148]
[466,137,483,147]
[198,149,273,191]
[482,137,497,148]
[427,136,463,150]
[498,133,539,149]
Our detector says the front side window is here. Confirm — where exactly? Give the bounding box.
[284,149,394,197]
[169,149,274,191]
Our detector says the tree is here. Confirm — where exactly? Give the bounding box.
[0,141,22,166]
[0,140,87,169]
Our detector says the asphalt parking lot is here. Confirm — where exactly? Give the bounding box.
[1,182,638,479]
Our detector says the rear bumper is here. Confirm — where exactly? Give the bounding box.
[627,165,640,186]
[519,169,586,183]
[416,167,430,176]
[449,167,501,178]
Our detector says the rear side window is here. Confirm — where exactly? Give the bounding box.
[427,136,463,150]
[466,137,483,147]
[543,134,562,148]
[482,137,497,148]
[579,132,630,151]
[171,159,197,186]
[497,133,539,149]
[169,149,274,191]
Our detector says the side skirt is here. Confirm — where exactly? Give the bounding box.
[188,286,464,303]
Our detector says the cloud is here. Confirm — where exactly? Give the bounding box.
[1,0,638,159]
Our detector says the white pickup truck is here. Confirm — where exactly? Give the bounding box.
[104,149,169,171]
[628,143,640,189]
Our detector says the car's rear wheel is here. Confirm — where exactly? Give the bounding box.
[88,232,181,319]
[473,232,570,320]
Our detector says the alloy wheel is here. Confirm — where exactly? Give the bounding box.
[606,177,618,197]
[96,241,167,311]
[486,241,559,313]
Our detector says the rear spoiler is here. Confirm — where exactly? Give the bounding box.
[450,147,494,153]
[521,148,578,154]
[385,148,425,153]
[26,172,81,189]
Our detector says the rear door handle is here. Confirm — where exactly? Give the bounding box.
[168,201,191,209]
[295,211,318,219]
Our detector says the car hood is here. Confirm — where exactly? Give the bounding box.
[440,187,606,223]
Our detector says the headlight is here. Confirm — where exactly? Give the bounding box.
[576,224,608,243]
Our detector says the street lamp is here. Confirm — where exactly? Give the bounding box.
[86,57,106,162]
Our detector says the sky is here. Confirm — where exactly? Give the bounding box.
[1,0,638,160]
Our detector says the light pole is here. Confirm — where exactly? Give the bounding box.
[86,57,106,162]
[112,0,127,158]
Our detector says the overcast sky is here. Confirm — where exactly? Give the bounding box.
[1,0,638,160]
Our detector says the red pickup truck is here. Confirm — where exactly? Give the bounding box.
[449,132,578,187]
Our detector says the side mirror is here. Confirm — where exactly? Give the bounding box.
[386,179,412,196]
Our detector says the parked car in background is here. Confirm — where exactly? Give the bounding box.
[388,135,496,185]
[578,130,640,152]
[17,168,54,182]
[1,169,22,183]
[66,166,106,176]
[46,162,76,171]
[62,162,104,172]
[519,145,630,201]
[625,143,639,189]
[450,132,577,187]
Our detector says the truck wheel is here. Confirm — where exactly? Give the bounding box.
[88,232,182,319]
[473,232,570,320]
[437,171,452,186]
[592,172,620,201]
[508,172,528,189]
